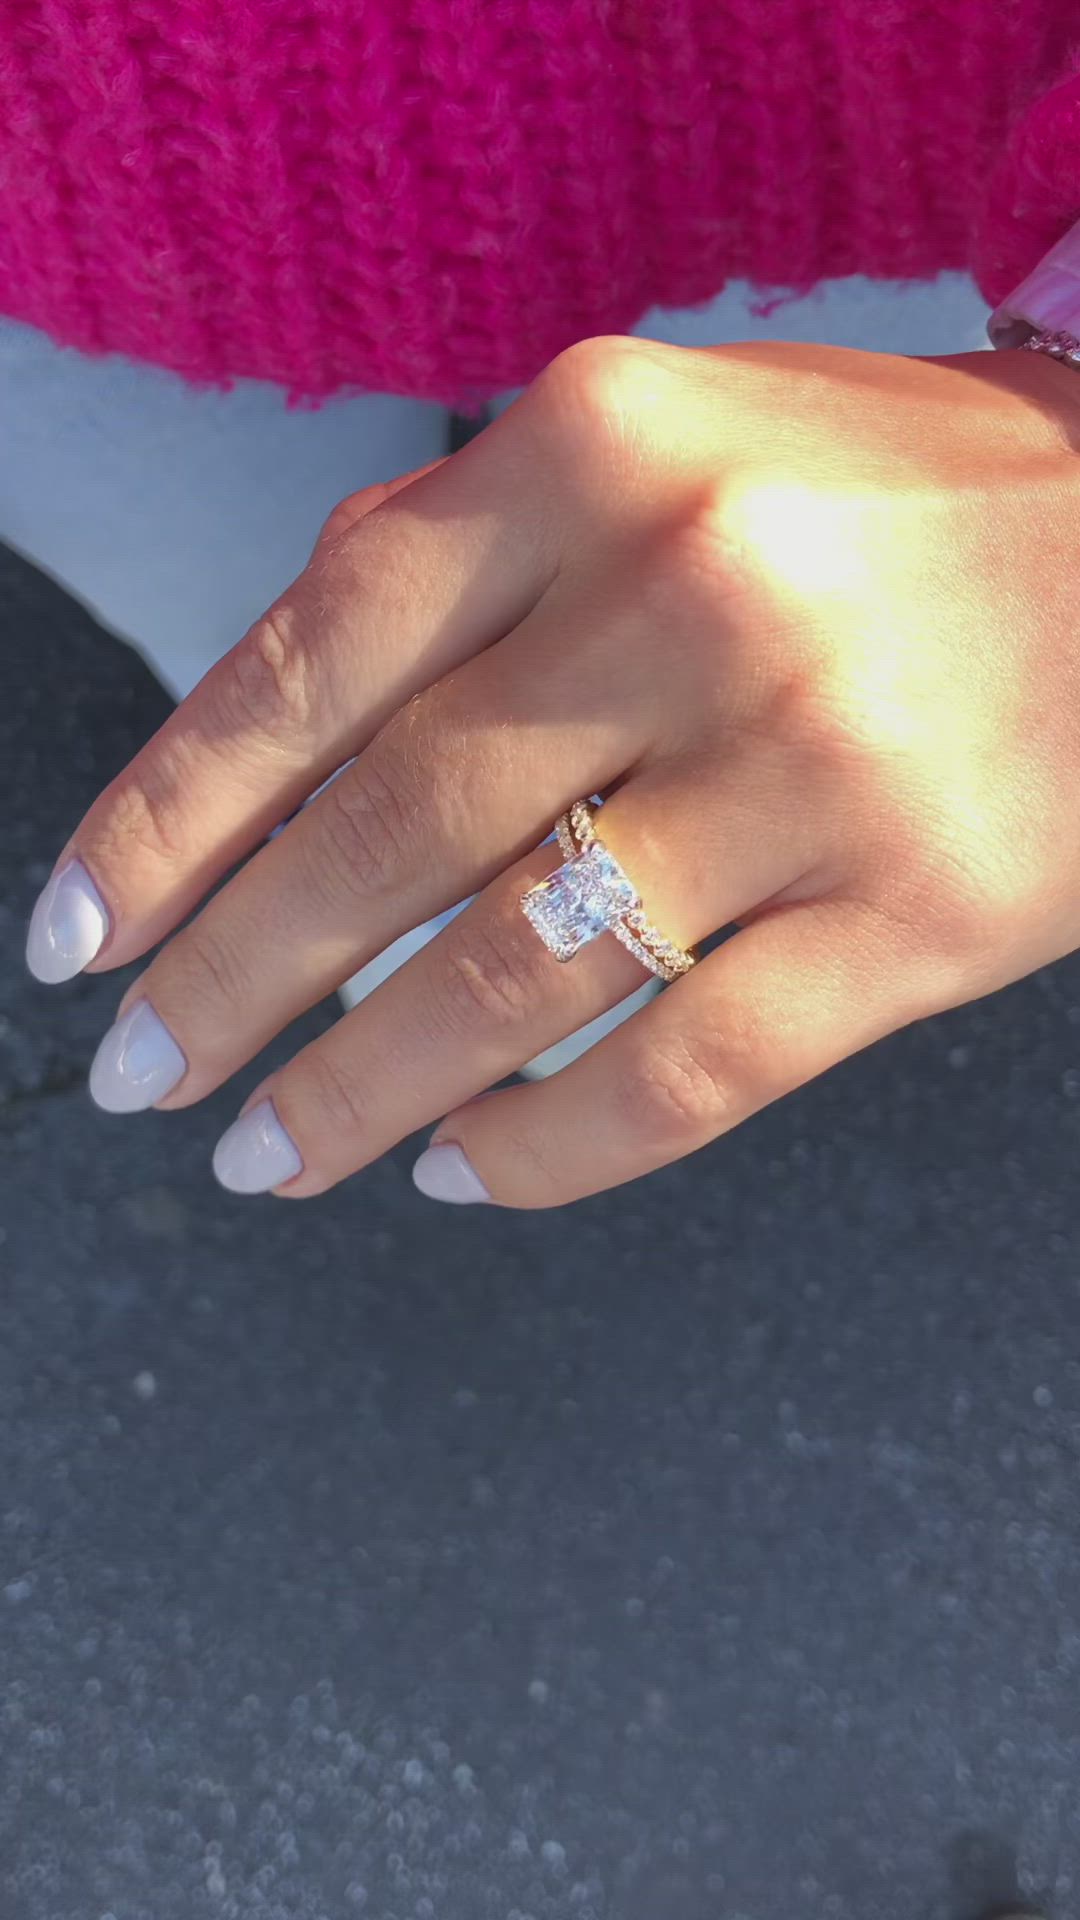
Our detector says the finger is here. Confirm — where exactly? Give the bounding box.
[207,843,648,1194]
[89,605,655,1112]
[27,422,559,981]
[415,896,933,1208]
[199,771,819,1194]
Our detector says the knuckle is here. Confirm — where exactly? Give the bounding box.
[498,1115,566,1202]
[642,483,746,627]
[618,1028,735,1148]
[928,863,1004,959]
[916,845,1022,983]
[316,483,387,548]
[318,736,425,896]
[218,603,317,740]
[872,799,1025,978]
[91,756,194,873]
[291,1045,371,1142]
[533,334,665,455]
[167,915,253,1015]
[804,674,932,774]
[433,912,549,1035]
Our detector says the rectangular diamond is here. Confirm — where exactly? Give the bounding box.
[521,846,637,962]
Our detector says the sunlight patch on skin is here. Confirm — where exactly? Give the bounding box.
[726,478,1002,865]
[727,479,877,600]
[729,477,926,751]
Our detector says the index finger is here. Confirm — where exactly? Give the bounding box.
[25,424,557,981]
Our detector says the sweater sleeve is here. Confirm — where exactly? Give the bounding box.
[975,68,1080,308]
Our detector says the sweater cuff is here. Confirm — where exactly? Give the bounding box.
[976,71,1080,320]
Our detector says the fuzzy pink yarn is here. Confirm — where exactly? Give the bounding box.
[0,2,1078,403]
[975,72,1080,309]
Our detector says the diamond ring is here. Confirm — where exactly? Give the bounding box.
[520,800,697,983]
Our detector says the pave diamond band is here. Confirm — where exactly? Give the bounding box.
[521,800,697,984]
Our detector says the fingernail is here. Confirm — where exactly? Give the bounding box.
[212,1097,303,1195]
[26,859,109,983]
[412,1142,491,1206]
[89,999,187,1113]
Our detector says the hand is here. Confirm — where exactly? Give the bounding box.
[26,337,1080,1206]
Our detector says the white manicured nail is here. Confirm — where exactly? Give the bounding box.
[412,1142,491,1205]
[212,1098,303,1194]
[26,859,109,982]
[89,1000,187,1113]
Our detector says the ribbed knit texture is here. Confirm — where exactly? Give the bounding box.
[0,2,1078,402]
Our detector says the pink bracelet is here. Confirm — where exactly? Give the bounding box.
[989,218,1080,360]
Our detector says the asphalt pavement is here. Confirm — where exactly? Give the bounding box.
[2,540,1079,1920]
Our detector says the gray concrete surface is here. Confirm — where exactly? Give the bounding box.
[2,541,1078,1920]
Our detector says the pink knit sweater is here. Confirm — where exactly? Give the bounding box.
[1,2,1079,403]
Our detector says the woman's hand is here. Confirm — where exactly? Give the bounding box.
[26,338,1080,1206]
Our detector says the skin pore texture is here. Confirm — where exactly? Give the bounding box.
[25,336,1080,1207]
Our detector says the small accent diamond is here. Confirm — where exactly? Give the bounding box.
[556,815,578,862]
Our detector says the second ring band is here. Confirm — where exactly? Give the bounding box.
[521,799,697,984]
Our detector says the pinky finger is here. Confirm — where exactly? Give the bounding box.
[414,898,936,1209]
